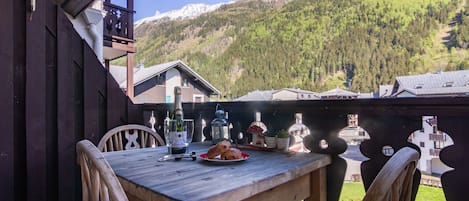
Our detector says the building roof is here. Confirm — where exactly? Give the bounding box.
[110,60,221,95]
[379,85,394,97]
[234,87,376,101]
[234,88,320,101]
[275,88,318,95]
[319,87,358,98]
[234,90,276,101]
[357,92,374,99]
[392,70,469,97]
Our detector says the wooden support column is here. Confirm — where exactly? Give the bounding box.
[105,59,110,70]
[306,167,327,201]
[126,53,134,100]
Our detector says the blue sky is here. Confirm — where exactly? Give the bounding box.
[111,0,234,21]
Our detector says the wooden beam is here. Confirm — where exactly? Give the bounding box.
[111,35,135,43]
[112,41,135,53]
[60,0,94,17]
[127,53,134,100]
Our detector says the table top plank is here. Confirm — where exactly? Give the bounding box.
[104,142,331,201]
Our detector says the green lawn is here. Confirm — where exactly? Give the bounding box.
[339,182,446,201]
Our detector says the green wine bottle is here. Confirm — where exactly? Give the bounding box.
[171,86,186,154]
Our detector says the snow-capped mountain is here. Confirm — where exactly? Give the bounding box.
[135,1,235,27]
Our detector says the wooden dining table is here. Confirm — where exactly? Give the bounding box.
[103,142,331,201]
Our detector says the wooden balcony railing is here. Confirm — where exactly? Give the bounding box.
[139,97,469,201]
[103,2,134,44]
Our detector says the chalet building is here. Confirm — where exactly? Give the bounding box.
[110,60,220,103]
[408,116,454,176]
[377,70,467,184]
[380,70,469,97]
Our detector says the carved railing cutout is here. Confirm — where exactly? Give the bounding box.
[359,115,422,200]
[338,114,371,183]
[103,2,133,43]
[408,116,454,191]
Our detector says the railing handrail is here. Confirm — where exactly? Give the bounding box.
[103,1,134,42]
[103,2,135,13]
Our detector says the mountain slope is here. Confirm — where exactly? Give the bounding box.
[135,2,235,27]
[128,0,464,98]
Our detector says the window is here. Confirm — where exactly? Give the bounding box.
[414,84,423,89]
[193,94,204,103]
[182,78,188,87]
[442,82,454,87]
[434,141,443,149]
[419,142,425,147]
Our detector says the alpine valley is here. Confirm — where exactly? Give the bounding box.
[119,0,469,99]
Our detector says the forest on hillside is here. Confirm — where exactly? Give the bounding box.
[128,0,469,99]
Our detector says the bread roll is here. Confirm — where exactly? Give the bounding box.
[207,140,231,159]
[221,148,242,160]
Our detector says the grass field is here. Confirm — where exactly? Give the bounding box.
[339,182,446,201]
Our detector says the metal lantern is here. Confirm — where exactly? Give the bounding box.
[211,109,229,144]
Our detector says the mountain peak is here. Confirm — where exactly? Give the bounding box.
[135,1,235,27]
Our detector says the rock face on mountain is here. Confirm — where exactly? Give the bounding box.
[135,2,235,27]
[130,0,465,99]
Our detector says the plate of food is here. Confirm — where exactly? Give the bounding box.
[199,152,250,162]
[199,140,250,162]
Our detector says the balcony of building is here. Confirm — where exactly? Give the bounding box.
[102,0,135,61]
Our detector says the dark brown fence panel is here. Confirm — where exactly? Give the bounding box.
[107,74,128,129]
[83,45,107,145]
[57,8,86,201]
[0,1,20,201]
[0,1,136,200]
[25,0,48,200]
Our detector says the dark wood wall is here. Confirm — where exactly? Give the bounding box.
[0,1,137,201]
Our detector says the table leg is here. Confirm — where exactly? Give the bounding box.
[306,167,327,201]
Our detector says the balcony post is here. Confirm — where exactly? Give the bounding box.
[126,53,134,100]
[127,0,133,39]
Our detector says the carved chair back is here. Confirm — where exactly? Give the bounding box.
[363,147,420,201]
[97,124,165,152]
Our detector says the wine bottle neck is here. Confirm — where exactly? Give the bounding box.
[173,86,184,120]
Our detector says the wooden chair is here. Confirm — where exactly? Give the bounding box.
[76,140,128,201]
[363,147,420,201]
[97,124,165,152]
